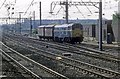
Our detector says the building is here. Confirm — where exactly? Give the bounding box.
[83,20,113,43]
[3,18,114,43]
[112,1,120,43]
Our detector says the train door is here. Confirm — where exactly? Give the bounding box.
[92,24,96,38]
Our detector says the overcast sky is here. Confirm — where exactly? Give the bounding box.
[0,0,119,20]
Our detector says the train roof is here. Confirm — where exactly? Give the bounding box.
[54,24,68,28]
[54,23,82,27]
[38,25,45,28]
[38,25,55,28]
[46,25,55,27]
[38,23,82,28]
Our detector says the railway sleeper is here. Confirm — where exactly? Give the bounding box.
[92,67,98,70]
[100,70,117,77]
[4,36,120,78]
[94,75,100,78]
[2,42,68,79]
[6,40,119,78]
[69,64,110,78]
[91,67,116,77]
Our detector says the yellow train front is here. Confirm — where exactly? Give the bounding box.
[54,23,83,43]
[71,23,83,43]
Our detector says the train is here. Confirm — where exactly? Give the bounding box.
[37,23,83,43]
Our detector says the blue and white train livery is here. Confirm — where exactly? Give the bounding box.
[37,23,83,43]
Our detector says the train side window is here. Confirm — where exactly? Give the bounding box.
[63,31,66,35]
[68,26,71,30]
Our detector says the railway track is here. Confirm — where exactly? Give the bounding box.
[1,41,69,79]
[64,43,119,59]
[3,34,120,71]
[5,34,119,63]
[1,57,28,78]
[3,34,120,79]
[30,36,119,60]
[39,40,119,62]
[21,35,120,62]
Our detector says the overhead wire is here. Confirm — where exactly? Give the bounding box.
[24,0,34,15]
[81,0,92,14]
[75,5,86,18]
[55,7,63,15]
[0,0,7,10]
[58,5,66,15]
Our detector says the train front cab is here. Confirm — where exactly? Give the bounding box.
[53,23,83,43]
[71,23,83,43]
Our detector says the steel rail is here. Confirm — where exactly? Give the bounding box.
[23,36,120,63]
[3,36,120,79]
[0,49,41,79]
[1,41,69,79]
[5,34,119,62]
